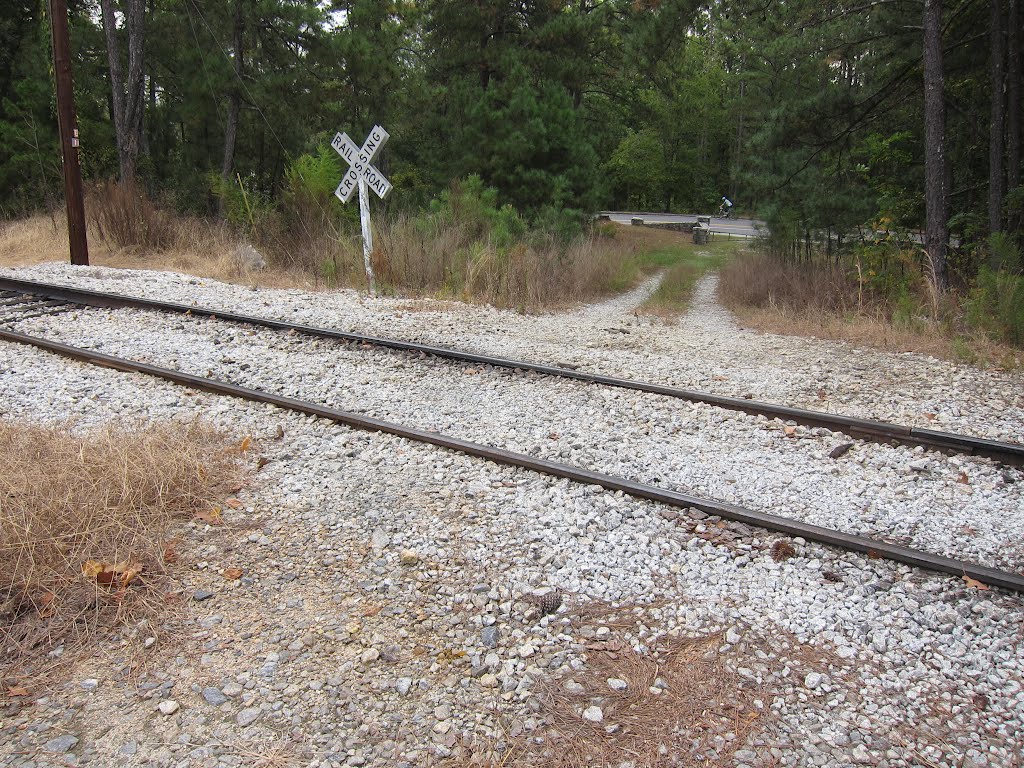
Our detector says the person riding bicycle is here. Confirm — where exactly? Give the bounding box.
[718,196,734,218]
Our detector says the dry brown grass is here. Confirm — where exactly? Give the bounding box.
[0,419,243,695]
[0,212,307,289]
[719,251,1023,368]
[372,217,654,311]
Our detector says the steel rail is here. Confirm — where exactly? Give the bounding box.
[2,326,1022,593]
[1,276,1022,467]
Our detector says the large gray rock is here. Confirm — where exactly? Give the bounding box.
[234,243,267,271]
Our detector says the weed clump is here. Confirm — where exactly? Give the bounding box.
[0,419,242,690]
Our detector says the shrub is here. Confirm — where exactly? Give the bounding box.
[88,179,175,250]
[966,267,1024,346]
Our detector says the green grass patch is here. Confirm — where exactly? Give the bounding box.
[639,239,745,317]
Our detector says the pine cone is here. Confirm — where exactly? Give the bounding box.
[537,589,563,616]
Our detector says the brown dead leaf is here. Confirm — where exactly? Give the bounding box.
[783,426,797,437]
[6,686,30,697]
[195,507,223,525]
[228,481,243,493]
[81,560,143,587]
[548,432,560,440]
[924,412,937,421]
[963,575,990,590]
[957,472,970,484]
[38,592,56,618]
[239,436,252,452]
[163,543,179,564]
[222,567,244,580]
[225,497,243,509]
[361,604,383,617]
[118,563,143,585]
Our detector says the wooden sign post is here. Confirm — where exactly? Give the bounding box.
[331,125,392,295]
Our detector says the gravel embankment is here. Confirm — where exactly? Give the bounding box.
[1,263,1022,768]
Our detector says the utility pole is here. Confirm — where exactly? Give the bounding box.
[48,0,89,266]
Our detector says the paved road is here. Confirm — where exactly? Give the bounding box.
[601,211,764,239]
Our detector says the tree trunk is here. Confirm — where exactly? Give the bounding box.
[1007,0,1020,196]
[923,0,949,290]
[990,0,1005,233]
[221,0,244,182]
[220,0,245,215]
[100,0,146,184]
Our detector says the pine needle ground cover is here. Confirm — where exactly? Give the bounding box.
[0,419,242,694]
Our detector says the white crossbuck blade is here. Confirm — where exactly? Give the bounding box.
[332,125,392,203]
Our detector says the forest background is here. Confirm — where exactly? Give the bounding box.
[1,0,1022,350]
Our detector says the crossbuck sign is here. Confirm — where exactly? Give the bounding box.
[331,125,392,295]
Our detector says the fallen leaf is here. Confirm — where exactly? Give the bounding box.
[239,436,252,452]
[225,498,243,509]
[163,543,179,564]
[195,507,223,525]
[6,686,30,697]
[222,567,244,580]
[228,481,243,493]
[81,560,143,587]
[548,432,560,440]
[783,426,797,437]
[924,412,937,421]
[963,575,989,590]
[38,592,56,618]
[464,368,479,375]
[817,388,827,400]
[361,604,383,617]
[957,471,970,484]
[119,563,143,585]
[256,456,270,470]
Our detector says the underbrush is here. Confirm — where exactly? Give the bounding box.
[718,246,1023,367]
[4,170,713,311]
[0,419,242,693]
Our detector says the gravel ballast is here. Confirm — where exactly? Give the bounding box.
[1,263,1022,768]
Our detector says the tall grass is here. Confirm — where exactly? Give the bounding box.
[88,179,175,251]
[719,246,1023,366]
[372,211,635,310]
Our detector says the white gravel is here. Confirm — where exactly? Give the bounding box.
[1,262,1023,768]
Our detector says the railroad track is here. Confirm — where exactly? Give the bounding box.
[1,276,1023,593]
[2,276,1022,466]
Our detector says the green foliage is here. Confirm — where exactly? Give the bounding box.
[853,244,918,305]
[966,268,1024,346]
[209,173,273,234]
[605,130,667,211]
[429,175,525,246]
[986,232,1022,273]
[286,147,342,202]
